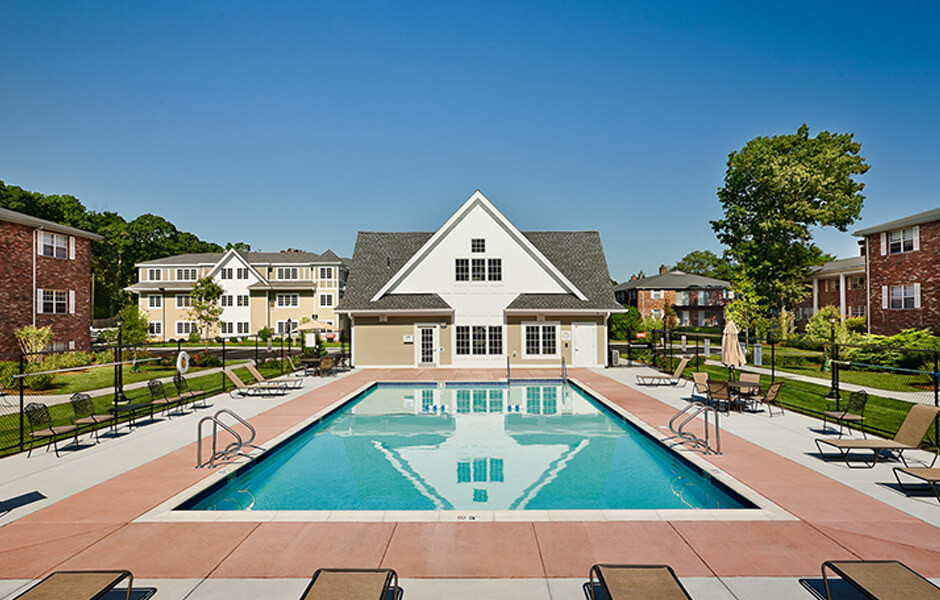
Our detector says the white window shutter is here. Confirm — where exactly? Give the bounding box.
[881,285,888,309]
[880,232,886,255]
[914,283,921,308]
[913,225,920,251]
[37,288,44,313]
[69,236,76,259]
[69,290,76,313]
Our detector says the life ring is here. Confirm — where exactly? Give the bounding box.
[176,351,190,374]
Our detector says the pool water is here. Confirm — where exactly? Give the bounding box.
[180,382,753,511]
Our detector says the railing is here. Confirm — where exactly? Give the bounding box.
[663,402,721,455]
[195,408,263,468]
[506,355,511,382]
[561,356,567,383]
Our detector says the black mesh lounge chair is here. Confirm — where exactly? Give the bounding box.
[25,402,80,457]
[245,363,301,390]
[12,570,135,600]
[636,358,689,386]
[70,392,115,443]
[583,564,692,600]
[147,379,181,417]
[815,404,940,468]
[173,373,208,409]
[821,560,940,600]
[822,389,868,438]
[299,568,402,600]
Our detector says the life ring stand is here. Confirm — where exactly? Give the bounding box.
[176,351,190,374]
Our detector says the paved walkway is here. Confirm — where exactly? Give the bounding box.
[0,366,937,600]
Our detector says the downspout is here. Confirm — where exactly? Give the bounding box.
[865,237,871,332]
[32,228,39,326]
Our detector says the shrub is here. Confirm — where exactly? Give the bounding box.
[844,316,866,334]
[191,352,222,368]
[94,349,115,364]
[24,360,55,391]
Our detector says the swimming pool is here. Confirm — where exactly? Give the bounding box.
[179,381,755,512]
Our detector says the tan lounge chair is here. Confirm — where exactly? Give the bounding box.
[815,404,940,468]
[299,568,401,600]
[13,570,134,600]
[246,363,302,389]
[821,560,940,600]
[636,357,689,386]
[822,389,868,438]
[893,454,940,503]
[223,368,288,397]
[25,402,80,457]
[584,564,692,600]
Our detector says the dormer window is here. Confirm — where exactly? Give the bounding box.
[471,238,485,253]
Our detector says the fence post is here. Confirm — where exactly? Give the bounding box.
[833,342,840,410]
[18,353,25,452]
[695,337,700,372]
[934,350,939,452]
[254,336,259,366]
[221,337,227,392]
[770,334,775,383]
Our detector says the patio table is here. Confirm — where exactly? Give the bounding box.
[726,380,760,413]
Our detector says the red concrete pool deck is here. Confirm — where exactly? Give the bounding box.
[0,368,937,580]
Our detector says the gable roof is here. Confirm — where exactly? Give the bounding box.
[613,270,730,292]
[0,207,103,240]
[810,256,864,275]
[853,207,940,236]
[136,250,347,266]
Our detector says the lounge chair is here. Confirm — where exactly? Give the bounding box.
[69,392,115,443]
[636,357,689,386]
[706,380,732,414]
[822,389,868,438]
[12,570,135,600]
[815,404,940,468]
[821,560,940,600]
[246,363,302,389]
[25,402,80,457]
[893,453,940,503]
[173,373,208,409]
[147,379,181,417]
[223,368,288,397]
[583,564,692,600]
[753,381,784,417]
[299,568,402,600]
[691,372,709,401]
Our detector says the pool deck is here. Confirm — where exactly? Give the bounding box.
[0,366,938,599]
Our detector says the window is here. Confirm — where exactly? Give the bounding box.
[319,267,333,279]
[850,305,865,317]
[487,258,501,281]
[650,289,664,299]
[650,308,664,320]
[890,285,916,309]
[41,290,67,314]
[320,294,333,307]
[677,291,689,305]
[456,326,470,355]
[471,238,485,253]
[176,321,195,335]
[237,294,249,306]
[40,232,68,258]
[237,322,250,334]
[176,268,197,281]
[176,295,192,308]
[472,326,487,355]
[488,326,502,355]
[849,276,865,290]
[276,320,297,334]
[220,322,234,334]
[221,295,233,307]
[148,322,162,336]
[277,267,299,280]
[148,268,161,281]
[455,258,469,281]
[697,290,708,305]
[220,268,233,280]
[825,278,840,293]
[148,295,162,308]
[471,258,485,281]
[524,324,558,356]
[276,294,299,307]
[237,268,248,279]
[888,228,915,254]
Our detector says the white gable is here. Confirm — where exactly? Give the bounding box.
[373,192,585,319]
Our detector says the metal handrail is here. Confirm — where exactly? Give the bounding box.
[561,356,567,382]
[196,408,263,468]
[664,401,721,455]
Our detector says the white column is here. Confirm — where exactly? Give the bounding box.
[812,278,819,313]
[839,273,847,322]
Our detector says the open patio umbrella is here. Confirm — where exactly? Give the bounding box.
[297,320,338,332]
[721,319,746,375]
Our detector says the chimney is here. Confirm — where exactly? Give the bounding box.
[630,274,637,281]
[659,265,667,275]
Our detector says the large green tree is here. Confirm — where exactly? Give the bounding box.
[671,250,734,281]
[711,125,868,312]
[188,276,224,347]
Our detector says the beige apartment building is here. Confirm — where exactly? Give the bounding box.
[126,248,348,340]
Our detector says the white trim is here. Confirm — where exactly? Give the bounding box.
[865,239,871,332]
[914,283,921,309]
[414,323,439,367]
[204,248,270,285]
[336,309,455,316]
[521,321,561,359]
[68,289,75,314]
[881,285,888,309]
[68,236,75,260]
[37,288,44,313]
[913,225,920,251]
[838,273,846,321]
[880,232,886,256]
[370,191,588,302]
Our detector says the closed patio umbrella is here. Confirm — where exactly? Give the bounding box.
[721,320,746,371]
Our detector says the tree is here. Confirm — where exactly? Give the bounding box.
[14,325,53,362]
[711,125,868,312]
[188,276,224,347]
[226,241,252,252]
[662,305,679,330]
[671,250,734,281]
[609,307,641,340]
[118,304,150,359]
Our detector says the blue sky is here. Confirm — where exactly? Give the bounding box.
[2,1,938,282]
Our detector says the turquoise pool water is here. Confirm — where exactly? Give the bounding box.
[180,382,753,511]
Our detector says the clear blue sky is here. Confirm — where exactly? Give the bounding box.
[2,1,938,282]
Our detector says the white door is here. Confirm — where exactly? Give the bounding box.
[417,326,438,367]
[572,322,596,367]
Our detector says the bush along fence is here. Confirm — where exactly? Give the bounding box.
[611,330,939,450]
[0,327,327,458]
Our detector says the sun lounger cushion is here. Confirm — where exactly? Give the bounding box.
[588,564,692,600]
[823,560,940,600]
[14,570,133,600]
[300,568,399,600]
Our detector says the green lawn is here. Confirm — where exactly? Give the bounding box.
[16,362,211,396]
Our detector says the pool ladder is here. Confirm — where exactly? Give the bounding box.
[664,402,721,455]
[196,408,264,468]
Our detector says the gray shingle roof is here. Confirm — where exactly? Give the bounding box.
[125,282,194,293]
[854,207,940,236]
[613,270,730,292]
[0,207,103,240]
[811,256,864,275]
[137,250,347,266]
[337,230,621,313]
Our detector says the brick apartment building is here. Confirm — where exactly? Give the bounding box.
[856,207,940,335]
[613,266,731,327]
[0,207,101,355]
[792,256,867,327]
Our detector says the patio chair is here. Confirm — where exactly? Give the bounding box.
[706,380,732,414]
[583,564,692,600]
[752,381,784,417]
[636,357,689,386]
[737,372,762,411]
[12,569,135,600]
[246,363,301,390]
[299,568,402,600]
[822,389,868,438]
[25,402,80,457]
[147,379,181,417]
[69,392,115,443]
[821,560,940,600]
[286,356,305,375]
[223,368,288,397]
[319,355,335,377]
[691,372,709,402]
[173,373,208,409]
[892,448,940,503]
[815,404,940,468]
